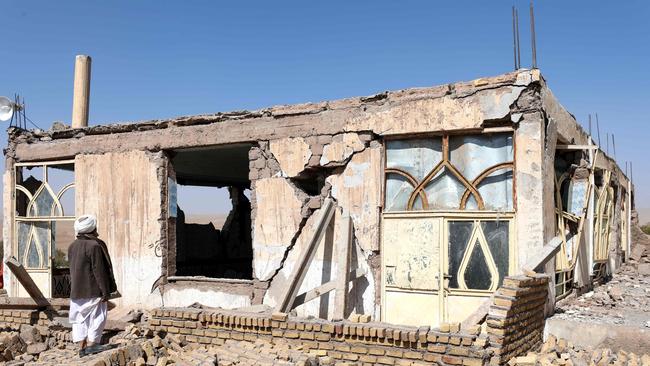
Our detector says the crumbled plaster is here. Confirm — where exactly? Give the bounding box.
[320,133,366,166]
[269,137,312,177]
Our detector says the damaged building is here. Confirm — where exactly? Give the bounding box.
[2,68,634,330]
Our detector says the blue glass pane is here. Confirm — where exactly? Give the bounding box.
[386,139,442,181]
[424,167,465,210]
[17,222,30,263]
[385,175,413,211]
[23,222,50,268]
[450,134,513,211]
[26,238,40,268]
[28,185,57,217]
[449,134,513,181]
[477,170,513,211]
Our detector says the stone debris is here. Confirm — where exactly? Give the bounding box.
[0,322,359,365]
[508,335,650,366]
[554,228,650,328]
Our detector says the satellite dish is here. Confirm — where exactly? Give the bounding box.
[0,96,14,122]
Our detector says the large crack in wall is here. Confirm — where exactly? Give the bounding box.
[249,132,380,319]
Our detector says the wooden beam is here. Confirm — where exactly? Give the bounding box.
[482,126,514,133]
[292,268,367,308]
[521,234,564,272]
[4,257,50,308]
[556,144,599,151]
[293,281,336,308]
[333,212,353,319]
[275,199,336,313]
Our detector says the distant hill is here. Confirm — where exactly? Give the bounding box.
[184,214,228,229]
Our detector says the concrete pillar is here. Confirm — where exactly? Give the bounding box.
[72,55,91,128]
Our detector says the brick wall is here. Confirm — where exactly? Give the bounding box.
[0,275,549,364]
[0,309,73,343]
[148,309,490,365]
[486,274,549,365]
[0,309,42,329]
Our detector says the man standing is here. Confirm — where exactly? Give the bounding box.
[68,214,117,357]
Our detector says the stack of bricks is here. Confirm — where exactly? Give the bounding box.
[486,274,549,365]
[147,309,490,365]
[0,309,42,329]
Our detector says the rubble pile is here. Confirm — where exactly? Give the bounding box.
[0,325,73,364]
[508,335,650,366]
[0,331,28,363]
[0,322,349,366]
[554,232,650,328]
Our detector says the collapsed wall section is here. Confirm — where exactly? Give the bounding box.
[248,132,381,319]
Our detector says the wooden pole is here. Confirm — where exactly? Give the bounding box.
[333,211,352,320]
[72,55,91,128]
[275,199,335,313]
[4,257,50,308]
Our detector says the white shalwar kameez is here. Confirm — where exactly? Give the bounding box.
[69,297,107,343]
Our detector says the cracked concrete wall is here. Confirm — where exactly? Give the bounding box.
[250,132,379,319]
[75,150,167,308]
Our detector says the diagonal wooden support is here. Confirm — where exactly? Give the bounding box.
[292,268,366,308]
[4,257,50,309]
[275,198,336,313]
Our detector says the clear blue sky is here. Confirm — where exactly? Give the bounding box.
[1,1,648,218]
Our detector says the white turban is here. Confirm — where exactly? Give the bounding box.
[74,214,97,235]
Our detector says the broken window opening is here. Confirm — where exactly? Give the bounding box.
[552,150,592,299]
[170,144,253,280]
